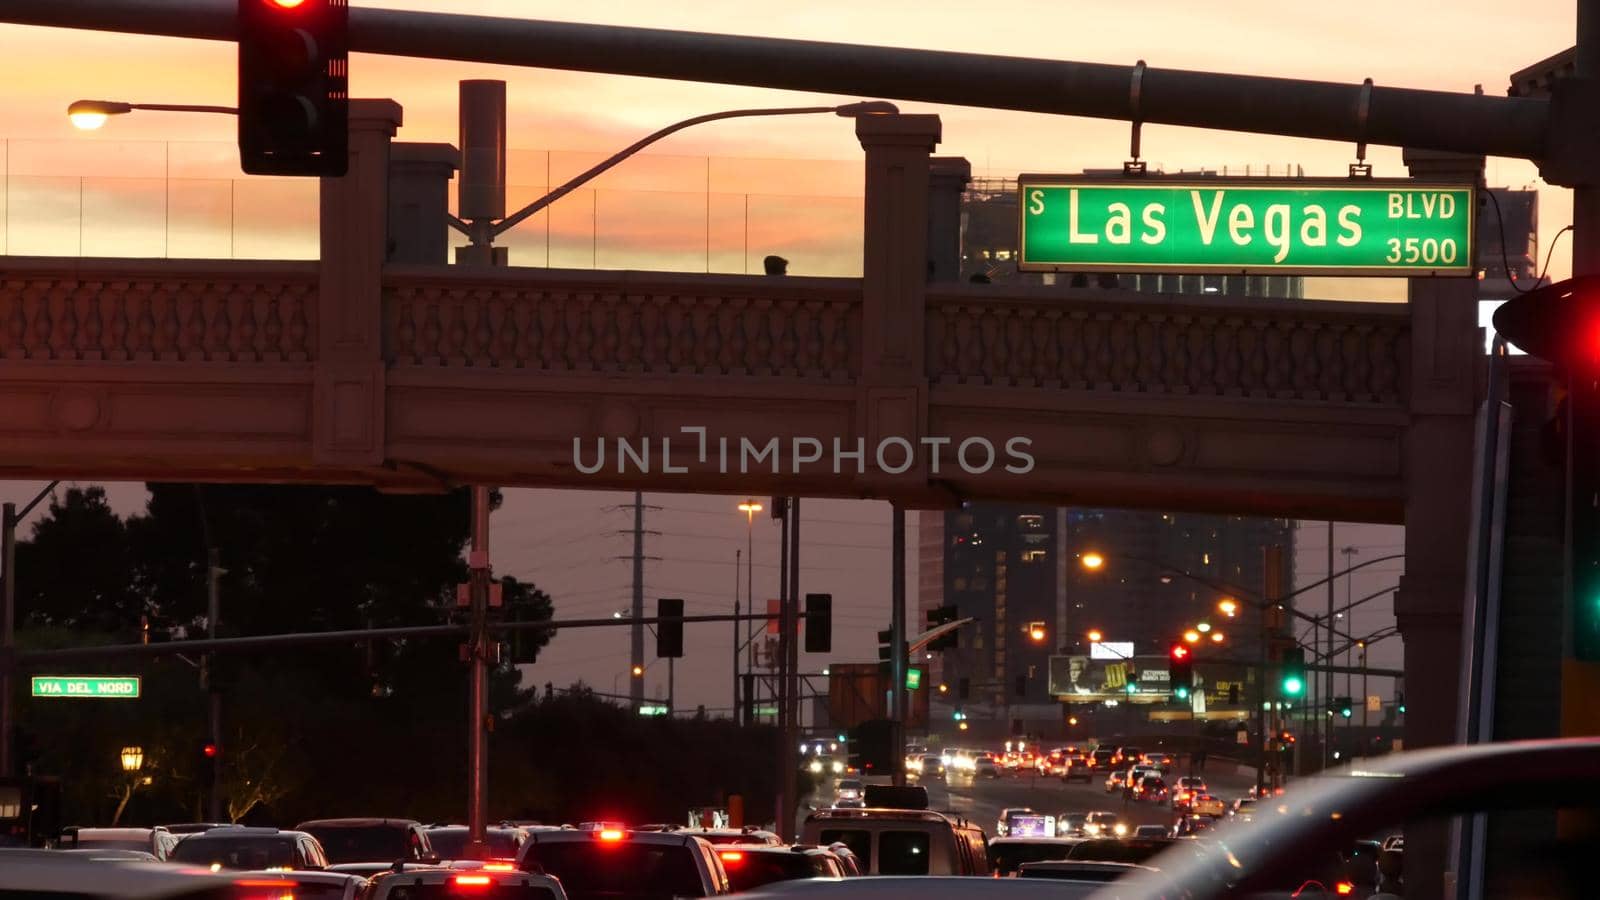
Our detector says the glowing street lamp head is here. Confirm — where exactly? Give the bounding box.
[1183,629,1201,644]
[1027,622,1047,643]
[630,665,644,677]
[737,498,763,522]
[1218,598,1239,617]
[1080,552,1106,571]
[1086,629,1104,644]
[1196,622,1212,633]
[67,99,133,130]
[1211,631,1225,643]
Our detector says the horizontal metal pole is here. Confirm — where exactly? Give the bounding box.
[10,611,809,665]
[0,0,1549,159]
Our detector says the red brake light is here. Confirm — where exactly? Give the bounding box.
[267,0,307,8]
[597,829,626,842]
[234,879,295,900]
[454,875,493,888]
[1335,883,1355,896]
[482,863,515,871]
[719,851,744,863]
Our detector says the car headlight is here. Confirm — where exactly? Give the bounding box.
[809,761,823,773]
[832,761,844,774]
[1113,824,1128,836]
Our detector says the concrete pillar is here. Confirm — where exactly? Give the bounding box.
[1398,145,1484,899]
[927,157,971,283]
[855,114,940,492]
[315,99,401,467]
[388,143,460,265]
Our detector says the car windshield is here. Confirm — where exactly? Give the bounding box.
[170,837,295,869]
[425,829,521,859]
[1069,839,1171,864]
[721,851,828,891]
[301,826,410,863]
[522,840,704,900]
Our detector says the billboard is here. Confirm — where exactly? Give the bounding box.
[1048,654,1175,700]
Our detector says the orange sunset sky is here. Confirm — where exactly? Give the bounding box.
[0,1,1575,709]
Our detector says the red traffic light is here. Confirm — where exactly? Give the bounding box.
[1492,276,1600,369]
[1170,644,1190,661]
[267,0,308,8]
[202,742,218,758]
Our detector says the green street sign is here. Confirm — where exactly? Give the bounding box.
[1018,177,1475,276]
[905,667,923,691]
[638,704,669,716]
[31,676,141,699]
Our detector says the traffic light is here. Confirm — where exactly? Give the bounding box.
[1335,696,1353,719]
[877,629,892,677]
[926,605,959,651]
[1169,644,1193,701]
[847,719,896,773]
[198,738,219,782]
[1280,647,1306,697]
[237,0,349,176]
[1494,277,1600,659]
[656,598,684,658]
[1396,691,1406,714]
[804,593,832,653]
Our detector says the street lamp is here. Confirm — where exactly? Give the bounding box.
[1218,598,1239,618]
[1183,629,1201,644]
[738,499,763,523]
[1210,631,1225,643]
[459,101,899,250]
[1086,629,1104,644]
[1027,622,1047,643]
[119,746,144,773]
[631,665,644,678]
[67,99,238,130]
[1080,552,1106,571]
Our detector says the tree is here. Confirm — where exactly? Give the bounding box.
[14,487,141,632]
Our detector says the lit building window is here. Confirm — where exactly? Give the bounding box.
[1017,514,1044,530]
[1021,549,1049,563]
[1202,552,1211,566]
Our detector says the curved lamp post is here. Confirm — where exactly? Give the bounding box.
[68,99,238,130]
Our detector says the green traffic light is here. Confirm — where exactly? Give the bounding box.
[1340,708,1352,719]
[1175,686,1190,700]
[1282,675,1304,696]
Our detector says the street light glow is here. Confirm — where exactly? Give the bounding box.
[1027,621,1047,642]
[631,665,644,677]
[1218,598,1239,617]
[1086,629,1104,643]
[738,498,763,523]
[1196,622,1212,633]
[120,746,144,772]
[1210,631,1225,643]
[67,100,132,130]
[1080,552,1106,571]
[1183,629,1201,644]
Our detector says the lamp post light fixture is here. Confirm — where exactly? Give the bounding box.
[1196,622,1212,633]
[1027,621,1048,643]
[1183,629,1202,644]
[67,99,238,131]
[1079,552,1106,571]
[738,499,763,523]
[1218,598,1239,618]
[119,746,144,773]
[1210,631,1226,643]
[630,664,644,678]
[1086,629,1104,644]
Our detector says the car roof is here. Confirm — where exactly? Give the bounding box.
[238,870,367,885]
[366,867,561,892]
[179,827,308,841]
[0,850,238,895]
[526,829,696,846]
[297,818,421,828]
[730,876,1101,898]
[75,827,157,837]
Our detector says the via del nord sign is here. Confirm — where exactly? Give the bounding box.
[1018,176,1475,277]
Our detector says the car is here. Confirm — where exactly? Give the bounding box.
[1112,746,1144,766]
[1148,751,1177,771]
[1130,775,1168,803]
[364,863,565,900]
[834,779,864,802]
[824,841,863,876]
[54,849,160,862]
[995,807,1035,837]
[1172,776,1208,811]
[1061,755,1093,783]
[1173,813,1222,836]
[974,755,1001,777]
[986,836,1081,876]
[1227,797,1257,818]
[518,827,732,897]
[1089,748,1116,771]
[918,755,944,779]
[1066,837,1175,866]
[1133,824,1171,839]
[1054,812,1088,837]
[162,822,241,835]
[806,755,846,777]
[235,870,366,900]
[1103,769,1131,793]
[421,824,528,861]
[1188,794,1226,818]
[677,827,783,847]
[58,826,180,861]
[832,799,865,810]
[801,807,990,875]
[167,826,329,871]
[295,818,434,866]
[1080,812,1125,838]
[715,845,846,891]
[0,848,243,899]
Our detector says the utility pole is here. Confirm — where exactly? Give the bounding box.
[773,497,791,838]
[630,491,645,713]
[733,548,740,719]
[206,548,223,822]
[783,498,801,838]
[1325,523,1335,769]
[465,485,493,858]
[889,505,907,787]
[1,482,58,779]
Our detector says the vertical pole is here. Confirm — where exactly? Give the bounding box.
[734,548,741,720]
[1361,648,1370,756]
[782,498,802,839]
[466,485,492,858]
[1325,522,1335,768]
[774,500,790,835]
[630,492,645,712]
[0,503,15,779]
[669,657,676,716]
[890,505,907,786]
[207,549,222,823]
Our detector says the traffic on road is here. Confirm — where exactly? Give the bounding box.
[10,737,1597,897]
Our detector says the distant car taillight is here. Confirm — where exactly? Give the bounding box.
[233,879,295,900]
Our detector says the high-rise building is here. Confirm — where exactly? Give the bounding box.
[918,505,1295,723]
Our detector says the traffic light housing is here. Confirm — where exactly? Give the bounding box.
[926,605,959,651]
[804,593,832,653]
[1280,646,1306,697]
[1169,643,1193,701]
[847,718,896,773]
[237,0,349,176]
[1335,696,1354,719]
[1494,277,1600,659]
[656,598,684,658]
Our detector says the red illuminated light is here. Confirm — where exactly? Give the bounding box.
[267,0,308,8]
[1170,645,1190,660]
[597,829,626,842]
[1335,883,1355,896]
[719,851,744,863]
[454,875,493,887]
[203,743,219,758]
[482,863,515,871]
